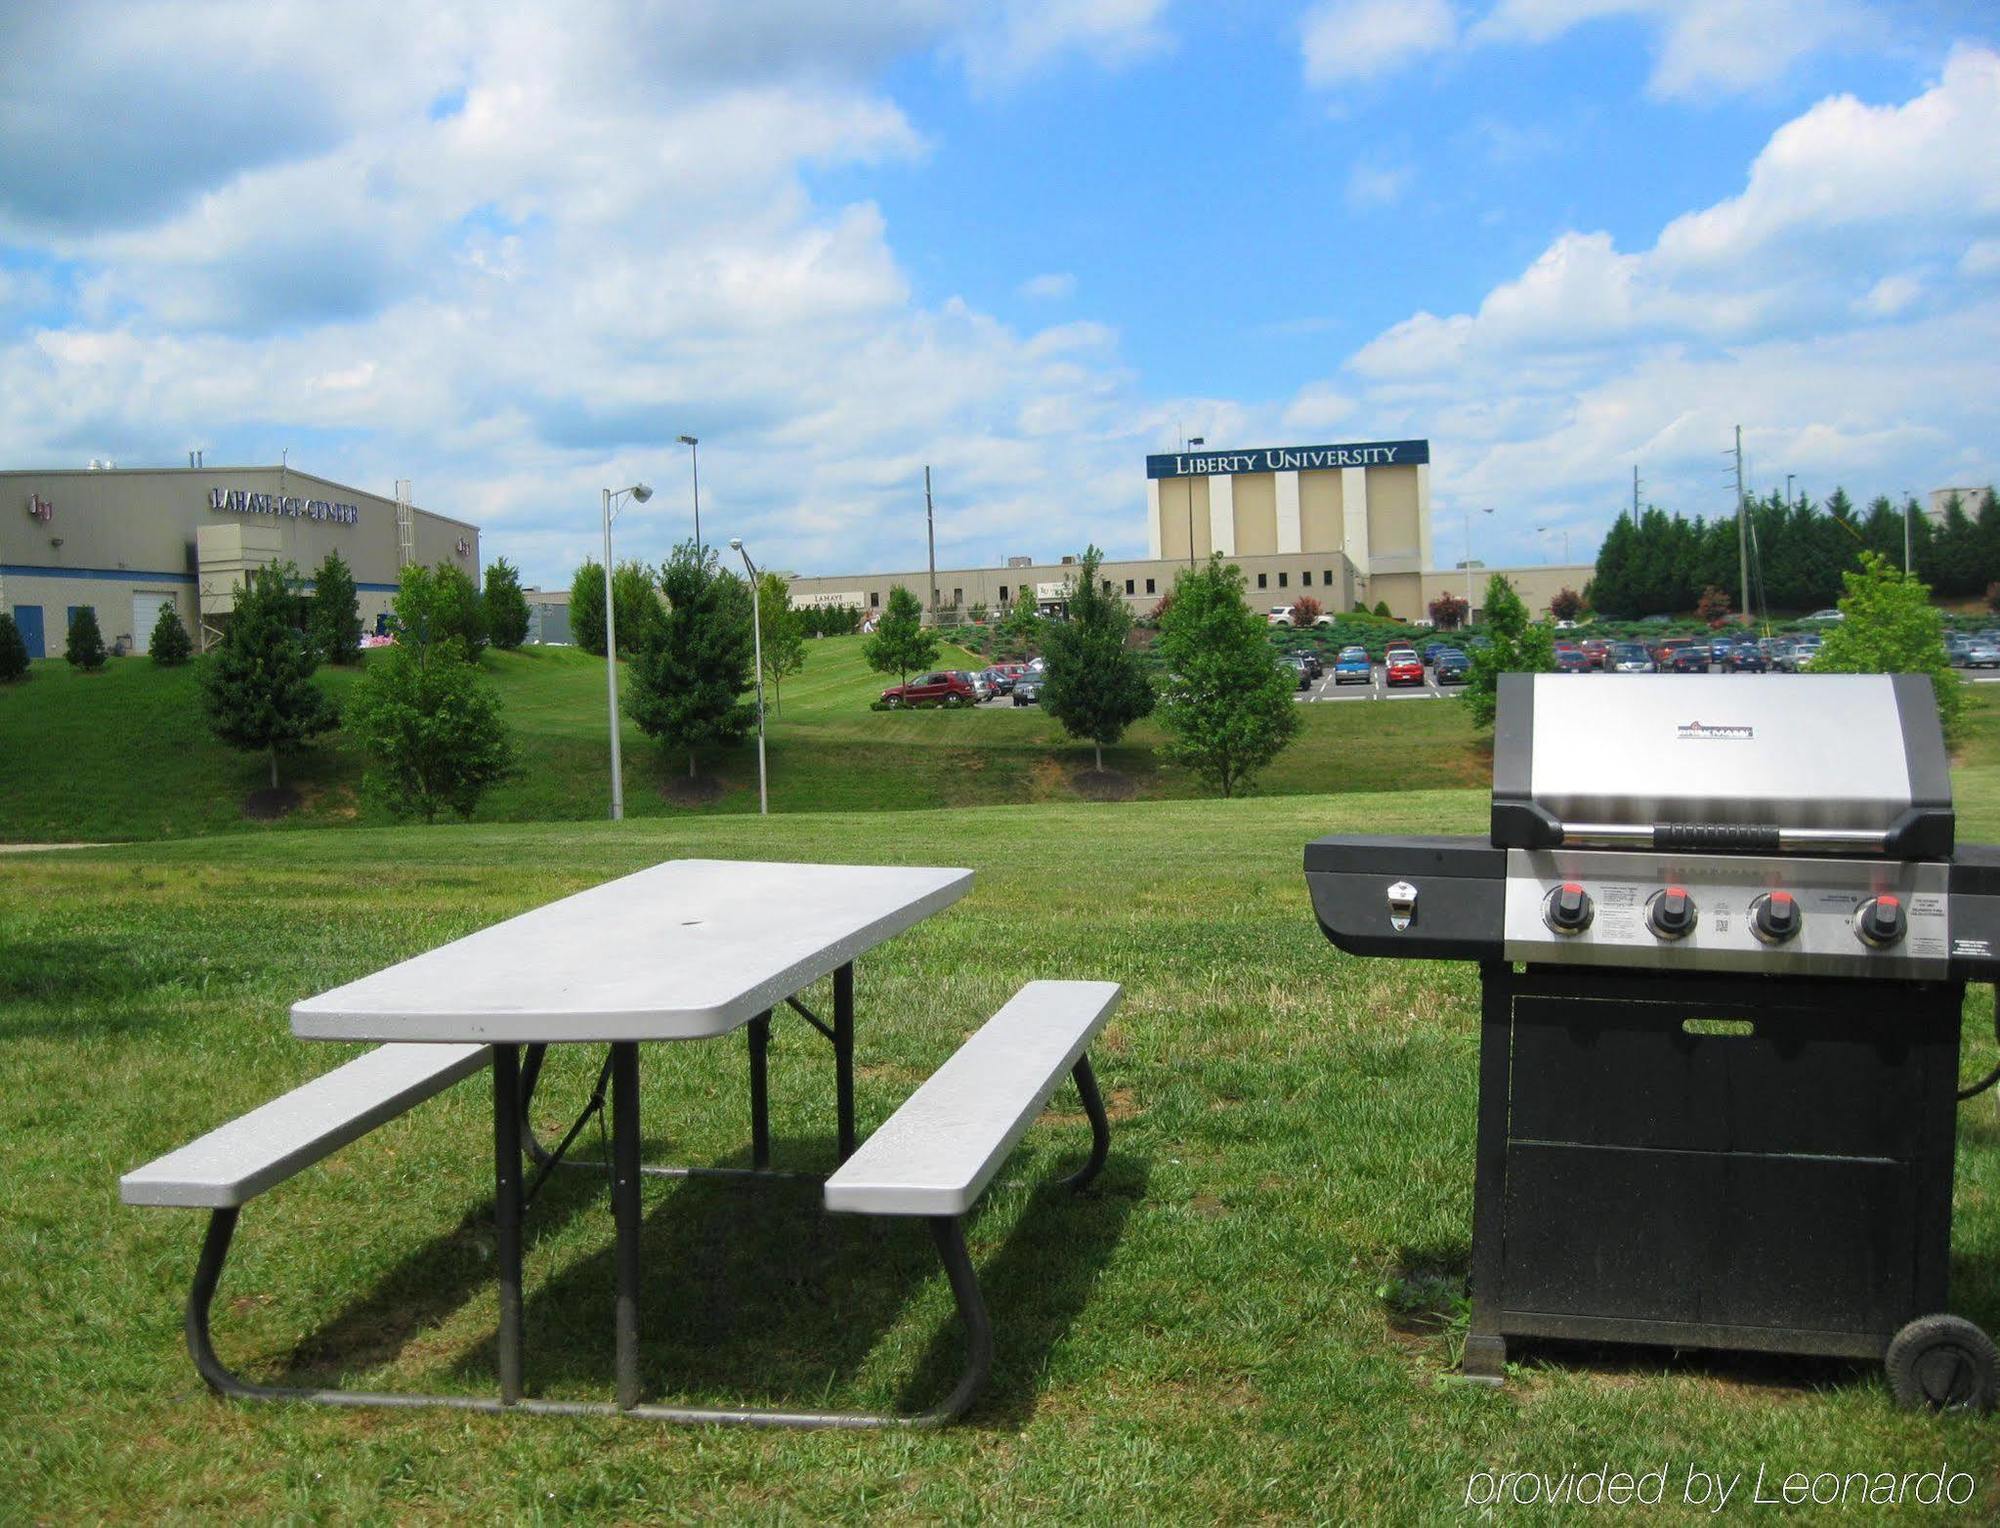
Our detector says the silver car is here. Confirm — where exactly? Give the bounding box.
[1966,640,2000,669]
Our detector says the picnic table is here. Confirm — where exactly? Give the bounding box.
[123,857,1122,1427]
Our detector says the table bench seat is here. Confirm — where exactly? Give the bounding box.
[120,1042,489,1209]
[826,980,1122,1217]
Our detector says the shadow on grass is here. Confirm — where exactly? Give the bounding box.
[0,935,183,1037]
[494,1137,1142,1424]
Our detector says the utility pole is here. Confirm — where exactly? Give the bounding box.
[1632,464,1640,527]
[924,465,938,625]
[1733,425,1749,625]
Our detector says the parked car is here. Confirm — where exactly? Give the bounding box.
[1333,651,1373,685]
[1669,644,1711,674]
[1290,648,1324,680]
[1434,648,1470,684]
[1011,671,1047,705]
[979,666,1014,696]
[992,660,1030,684]
[881,670,978,708]
[1421,640,1451,667]
[965,670,995,702]
[1946,633,1975,667]
[1609,641,1655,674]
[1724,641,1768,673]
[1278,653,1312,690]
[1553,645,1588,674]
[1709,637,1736,663]
[1579,638,1611,669]
[1267,605,1296,628]
[1383,648,1424,687]
[1803,608,1846,623]
[1964,639,2000,670]
[1790,636,1825,671]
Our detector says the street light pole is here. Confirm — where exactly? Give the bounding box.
[1184,435,1204,567]
[678,435,701,551]
[601,481,653,821]
[1464,506,1492,614]
[1903,489,1913,575]
[730,538,768,816]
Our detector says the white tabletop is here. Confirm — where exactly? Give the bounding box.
[291,859,974,1044]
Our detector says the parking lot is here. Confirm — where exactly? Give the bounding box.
[1297,663,1460,702]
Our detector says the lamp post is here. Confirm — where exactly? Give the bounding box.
[1785,473,1795,506]
[1902,489,1914,575]
[1463,506,1493,613]
[678,434,701,551]
[1183,435,1204,566]
[729,538,768,816]
[601,481,652,821]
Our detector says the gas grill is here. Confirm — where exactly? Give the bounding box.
[1306,672,2000,1409]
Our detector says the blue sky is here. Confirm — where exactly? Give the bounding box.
[1,1,1996,585]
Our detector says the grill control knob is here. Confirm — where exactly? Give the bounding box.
[1750,891,1801,944]
[1647,886,1697,940]
[1546,881,1594,934]
[1856,895,1907,948]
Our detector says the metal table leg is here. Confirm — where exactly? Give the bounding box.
[834,961,856,1160]
[492,1044,524,1405]
[748,1011,771,1169]
[610,1041,643,1409]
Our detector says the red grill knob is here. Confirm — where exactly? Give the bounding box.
[1648,886,1697,939]
[1856,894,1906,948]
[1751,891,1800,945]
[1547,881,1594,934]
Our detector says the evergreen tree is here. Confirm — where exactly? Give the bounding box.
[1811,552,1963,743]
[571,558,608,656]
[864,586,937,688]
[1462,574,1555,730]
[483,557,532,650]
[149,601,193,666]
[1038,546,1156,770]
[1154,555,1300,798]
[0,612,29,682]
[626,542,757,779]
[428,560,488,658]
[64,604,107,671]
[308,550,362,664]
[347,564,516,821]
[612,559,661,653]
[753,570,807,714]
[200,562,338,789]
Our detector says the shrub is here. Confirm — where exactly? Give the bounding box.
[1155,556,1300,797]
[309,550,362,664]
[1291,594,1323,626]
[200,562,338,789]
[1428,591,1469,630]
[0,612,29,682]
[1549,586,1585,623]
[149,602,193,667]
[65,605,107,671]
[348,623,515,822]
[484,557,531,650]
[1463,574,1555,730]
[1811,552,1963,743]
[1372,600,1392,618]
[1695,585,1733,627]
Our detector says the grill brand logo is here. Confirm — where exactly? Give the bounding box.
[1677,720,1755,741]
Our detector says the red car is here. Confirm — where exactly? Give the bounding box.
[1579,638,1611,669]
[880,670,977,708]
[1553,644,1588,673]
[1384,648,1424,687]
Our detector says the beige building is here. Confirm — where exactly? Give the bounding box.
[784,436,1593,625]
[3,464,477,657]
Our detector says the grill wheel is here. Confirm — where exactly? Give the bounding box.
[1885,1314,1999,1412]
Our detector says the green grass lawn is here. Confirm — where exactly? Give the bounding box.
[0,637,1494,841]
[5,790,2000,1520]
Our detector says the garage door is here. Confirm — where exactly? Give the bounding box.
[131,593,174,655]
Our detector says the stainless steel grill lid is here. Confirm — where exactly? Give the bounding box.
[1490,672,1953,858]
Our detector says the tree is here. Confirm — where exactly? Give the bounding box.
[1548,586,1584,623]
[346,565,516,822]
[484,557,531,651]
[200,562,339,789]
[1001,582,1043,656]
[1290,593,1323,626]
[149,601,192,667]
[570,559,608,656]
[1988,580,2000,616]
[428,560,488,659]
[1428,591,1469,630]
[1462,574,1556,730]
[1372,600,1392,618]
[308,550,362,665]
[1810,552,1964,743]
[0,612,28,682]
[754,570,807,714]
[612,560,661,653]
[1038,546,1156,770]
[968,600,989,625]
[1695,585,1734,627]
[627,542,757,779]
[864,585,937,689]
[1154,556,1301,798]
[65,605,106,671]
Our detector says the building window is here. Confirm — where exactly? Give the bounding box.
[1278,572,1289,588]
[999,585,1009,603]
[1302,570,1313,587]
[1101,578,1113,594]
[953,587,962,606]
[1257,573,1268,589]
[1124,578,1135,595]
[870,591,880,607]
[1324,568,1334,584]
[1145,578,1156,594]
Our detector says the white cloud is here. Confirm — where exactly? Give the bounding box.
[954,0,1171,90]
[1330,51,2000,566]
[1475,0,1884,99]
[1345,160,1411,208]
[1020,271,1078,300]
[1302,0,1458,87]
